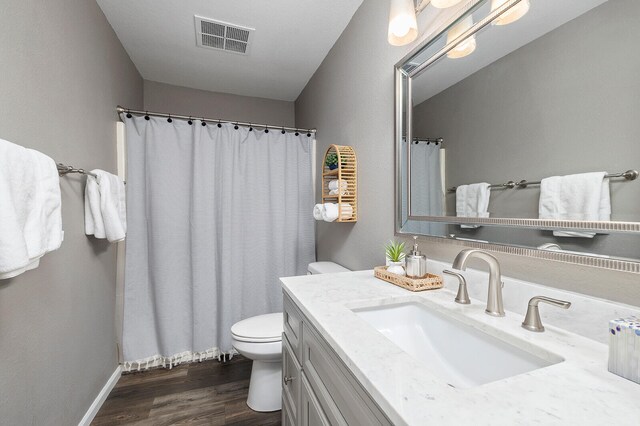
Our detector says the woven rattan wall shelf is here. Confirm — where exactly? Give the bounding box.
[322,145,357,222]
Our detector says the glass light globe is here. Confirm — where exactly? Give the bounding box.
[491,0,530,26]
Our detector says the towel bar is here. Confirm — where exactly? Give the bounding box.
[56,163,97,178]
[446,169,638,193]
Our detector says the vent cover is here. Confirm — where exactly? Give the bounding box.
[195,16,254,55]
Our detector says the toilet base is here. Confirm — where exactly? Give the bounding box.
[246,360,282,412]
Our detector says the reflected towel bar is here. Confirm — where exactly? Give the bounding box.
[446,170,638,193]
[447,180,518,193]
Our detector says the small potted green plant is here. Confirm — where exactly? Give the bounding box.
[325,152,339,170]
[385,240,406,276]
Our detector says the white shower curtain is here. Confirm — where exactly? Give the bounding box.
[121,115,315,370]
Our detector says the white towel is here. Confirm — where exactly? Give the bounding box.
[539,172,610,238]
[329,188,350,196]
[0,139,63,279]
[328,180,347,191]
[313,204,325,221]
[85,170,127,243]
[322,203,353,222]
[456,183,491,229]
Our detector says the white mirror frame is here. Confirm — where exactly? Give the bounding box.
[394,0,640,273]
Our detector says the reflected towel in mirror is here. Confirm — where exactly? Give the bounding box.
[456,183,491,229]
[539,172,610,238]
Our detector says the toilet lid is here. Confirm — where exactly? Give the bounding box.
[231,312,283,343]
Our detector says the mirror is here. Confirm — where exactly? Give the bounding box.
[396,0,640,265]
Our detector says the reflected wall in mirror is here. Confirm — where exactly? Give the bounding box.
[396,0,640,265]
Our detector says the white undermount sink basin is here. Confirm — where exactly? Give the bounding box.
[353,301,563,389]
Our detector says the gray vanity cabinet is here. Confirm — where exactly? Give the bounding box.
[300,375,331,426]
[282,294,392,426]
[283,335,301,423]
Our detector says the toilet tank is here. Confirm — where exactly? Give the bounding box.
[307,261,350,275]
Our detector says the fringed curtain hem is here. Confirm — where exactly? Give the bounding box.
[122,347,238,372]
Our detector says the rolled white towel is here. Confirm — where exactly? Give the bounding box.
[322,203,353,222]
[313,204,325,221]
[328,180,347,191]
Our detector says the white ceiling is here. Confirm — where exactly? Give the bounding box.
[412,0,607,104]
[96,0,363,101]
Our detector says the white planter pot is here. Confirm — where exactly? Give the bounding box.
[386,257,406,267]
[387,261,406,276]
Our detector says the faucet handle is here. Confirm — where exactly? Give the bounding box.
[443,270,470,305]
[521,296,571,332]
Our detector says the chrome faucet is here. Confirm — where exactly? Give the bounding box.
[452,249,505,317]
[521,296,571,332]
[442,270,470,305]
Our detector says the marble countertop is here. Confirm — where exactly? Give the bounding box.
[280,270,640,425]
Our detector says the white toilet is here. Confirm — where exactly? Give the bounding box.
[231,261,350,412]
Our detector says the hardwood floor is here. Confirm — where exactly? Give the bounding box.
[92,356,282,426]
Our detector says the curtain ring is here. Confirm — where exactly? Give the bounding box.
[144,111,150,120]
[217,120,222,128]
[281,127,286,134]
[188,116,193,125]
[167,115,172,123]
[306,132,311,137]
[264,125,269,133]
[126,109,132,119]
[249,123,253,131]
[201,117,206,126]
[234,122,239,130]
[295,131,299,136]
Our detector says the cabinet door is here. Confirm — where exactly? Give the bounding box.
[283,335,301,423]
[300,374,330,426]
[302,323,391,426]
[282,397,295,426]
[284,294,304,359]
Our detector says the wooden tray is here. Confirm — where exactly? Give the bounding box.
[374,266,443,292]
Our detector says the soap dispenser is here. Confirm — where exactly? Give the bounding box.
[406,236,427,278]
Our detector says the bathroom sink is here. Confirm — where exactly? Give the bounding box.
[352,301,562,389]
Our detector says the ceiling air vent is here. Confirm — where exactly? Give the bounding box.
[194,16,254,55]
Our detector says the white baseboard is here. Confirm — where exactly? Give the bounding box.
[78,365,122,426]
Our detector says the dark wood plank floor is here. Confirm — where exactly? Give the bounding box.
[92,355,282,426]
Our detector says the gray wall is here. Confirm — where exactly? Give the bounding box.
[0,0,142,424]
[144,80,295,127]
[414,0,640,261]
[295,0,640,306]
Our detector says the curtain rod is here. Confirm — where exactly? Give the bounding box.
[411,137,443,145]
[116,106,317,135]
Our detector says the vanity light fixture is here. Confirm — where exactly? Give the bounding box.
[446,16,476,59]
[388,0,419,46]
[491,0,530,25]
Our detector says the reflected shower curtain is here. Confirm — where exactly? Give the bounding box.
[121,115,315,370]
[401,140,446,236]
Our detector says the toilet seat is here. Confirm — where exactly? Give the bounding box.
[231,312,283,343]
